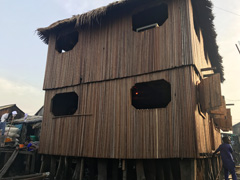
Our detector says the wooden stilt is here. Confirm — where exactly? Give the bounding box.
[144,160,156,180]
[180,159,197,180]
[30,152,36,173]
[63,156,69,179]
[25,154,31,174]
[72,158,85,180]
[170,159,181,180]
[136,160,146,180]
[40,155,51,173]
[122,160,127,180]
[80,158,84,180]
[98,159,107,180]
[156,160,164,180]
[55,156,64,180]
[112,159,119,180]
[163,160,174,180]
[88,158,97,180]
[50,156,57,180]
[72,158,81,180]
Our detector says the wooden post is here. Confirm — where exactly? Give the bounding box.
[180,159,197,180]
[112,159,119,180]
[80,158,84,180]
[88,158,97,180]
[144,160,156,180]
[136,160,146,180]
[25,154,31,174]
[98,159,107,180]
[55,156,64,180]
[163,160,174,180]
[50,156,57,180]
[30,152,36,173]
[122,160,127,180]
[72,158,84,180]
[40,155,51,173]
[156,160,164,180]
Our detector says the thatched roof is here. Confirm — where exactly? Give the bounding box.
[37,0,224,81]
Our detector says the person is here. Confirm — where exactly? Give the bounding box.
[0,111,17,136]
[213,136,237,180]
[25,139,38,151]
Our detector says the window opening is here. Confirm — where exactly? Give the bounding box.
[51,92,78,116]
[55,31,78,53]
[131,79,171,109]
[132,3,168,32]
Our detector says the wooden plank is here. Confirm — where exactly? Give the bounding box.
[0,150,19,179]
[198,74,222,113]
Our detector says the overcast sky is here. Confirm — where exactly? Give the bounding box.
[0,0,240,125]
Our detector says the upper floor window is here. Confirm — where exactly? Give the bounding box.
[55,30,78,53]
[132,3,168,32]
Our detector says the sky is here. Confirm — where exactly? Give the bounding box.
[0,0,240,125]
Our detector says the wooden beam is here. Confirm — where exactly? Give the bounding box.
[201,67,216,71]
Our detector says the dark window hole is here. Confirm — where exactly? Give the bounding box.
[131,79,171,109]
[55,31,78,53]
[51,92,78,116]
[132,3,168,32]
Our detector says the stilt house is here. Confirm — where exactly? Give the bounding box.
[37,0,232,178]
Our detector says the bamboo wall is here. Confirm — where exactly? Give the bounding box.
[43,0,193,90]
[40,66,203,158]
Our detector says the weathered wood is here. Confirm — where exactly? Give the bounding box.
[122,160,127,180]
[72,159,81,180]
[40,67,205,158]
[30,152,36,173]
[98,159,107,180]
[25,154,31,174]
[80,158,84,180]
[40,155,51,173]
[0,150,19,179]
[38,0,223,160]
[50,156,57,180]
[198,74,222,113]
[55,156,64,180]
[136,160,146,180]
[180,159,196,180]
[112,159,119,180]
[156,160,164,180]
[1,172,49,180]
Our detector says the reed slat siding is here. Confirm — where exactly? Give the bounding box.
[40,66,203,158]
[43,0,194,90]
[187,0,213,74]
[40,0,222,159]
[192,69,221,154]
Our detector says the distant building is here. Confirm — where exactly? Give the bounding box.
[233,122,240,135]
[0,104,25,120]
